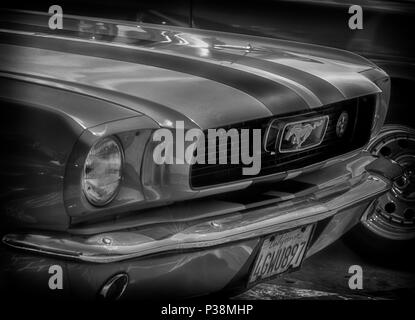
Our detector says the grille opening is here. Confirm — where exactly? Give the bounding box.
[190,95,376,188]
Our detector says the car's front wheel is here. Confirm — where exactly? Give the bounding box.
[345,125,415,265]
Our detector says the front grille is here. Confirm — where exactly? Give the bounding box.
[190,95,376,188]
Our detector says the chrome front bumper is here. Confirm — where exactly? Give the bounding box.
[2,153,396,263]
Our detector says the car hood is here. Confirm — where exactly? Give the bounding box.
[0,10,383,129]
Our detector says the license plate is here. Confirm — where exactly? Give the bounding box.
[249,225,313,284]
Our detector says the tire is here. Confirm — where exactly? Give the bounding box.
[345,125,415,266]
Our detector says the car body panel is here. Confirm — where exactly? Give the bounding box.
[0,79,158,230]
[0,10,382,131]
[42,0,410,126]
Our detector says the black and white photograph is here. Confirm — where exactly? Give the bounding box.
[0,0,414,314]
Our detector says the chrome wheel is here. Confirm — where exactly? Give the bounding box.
[362,125,415,240]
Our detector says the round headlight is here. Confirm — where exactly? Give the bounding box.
[82,136,123,206]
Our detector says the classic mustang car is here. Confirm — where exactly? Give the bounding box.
[15,0,413,263]
[0,8,404,299]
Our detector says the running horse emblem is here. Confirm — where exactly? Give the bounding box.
[284,120,324,149]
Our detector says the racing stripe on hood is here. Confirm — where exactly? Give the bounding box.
[0,29,315,115]
[209,51,345,106]
[150,43,345,106]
